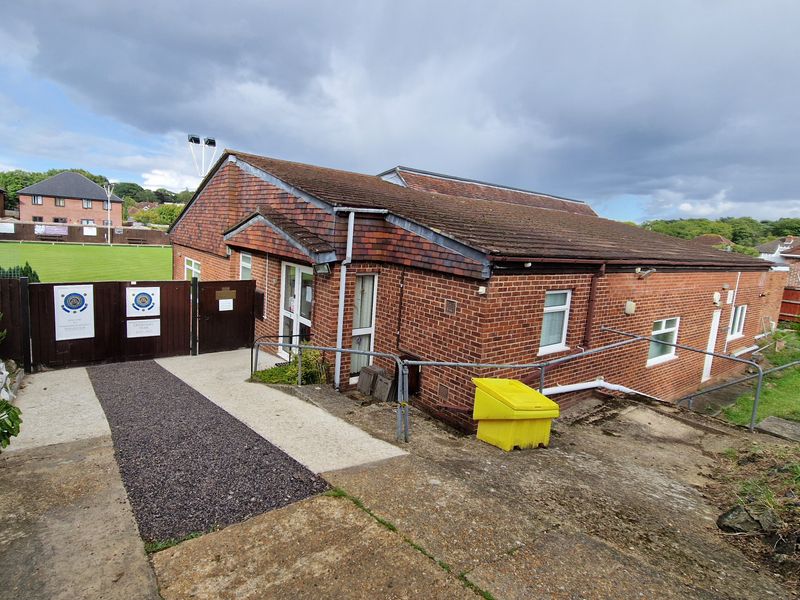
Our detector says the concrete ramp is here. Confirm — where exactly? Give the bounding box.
[156,349,406,473]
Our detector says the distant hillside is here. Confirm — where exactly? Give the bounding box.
[641,217,800,250]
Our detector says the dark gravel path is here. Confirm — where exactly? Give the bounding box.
[87,360,328,542]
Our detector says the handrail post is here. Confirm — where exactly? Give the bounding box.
[402,363,411,442]
[297,346,303,386]
[750,366,764,431]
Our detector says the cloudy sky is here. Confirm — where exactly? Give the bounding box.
[2,1,799,222]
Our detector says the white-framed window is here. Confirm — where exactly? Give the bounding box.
[82,199,92,209]
[31,195,43,205]
[32,216,43,222]
[103,200,110,210]
[184,257,201,280]
[102,219,112,226]
[351,274,378,377]
[728,305,747,340]
[239,252,252,280]
[55,197,65,207]
[80,219,95,225]
[538,290,571,354]
[647,317,680,366]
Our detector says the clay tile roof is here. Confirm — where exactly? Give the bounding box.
[691,234,732,248]
[18,171,122,202]
[227,150,769,269]
[385,167,597,216]
[225,205,335,254]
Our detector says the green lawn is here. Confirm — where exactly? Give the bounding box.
[723,329,800,426]
[0,242,173,282]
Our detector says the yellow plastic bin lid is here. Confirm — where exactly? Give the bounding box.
[472,378,560,419]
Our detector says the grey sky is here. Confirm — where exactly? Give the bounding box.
[1,1,799,221]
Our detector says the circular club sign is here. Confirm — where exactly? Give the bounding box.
[132,291,155,311]
[62,292,88,313]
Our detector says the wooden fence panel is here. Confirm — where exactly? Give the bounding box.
[0,279,23,364]
[780,287,800,323]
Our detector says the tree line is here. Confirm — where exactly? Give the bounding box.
[641,217,800,248]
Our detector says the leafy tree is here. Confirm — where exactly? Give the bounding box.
[0,262,40,282]
[767,218,800,237]
[131,203,184,225]
[714,243,760,257]
[719,217,765,246]
[122,196,137,221]
[642,219,733,240]
[175,190,194,203]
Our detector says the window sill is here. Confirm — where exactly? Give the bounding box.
[646,354,678,368]
[537,344,570,357]
[726,333,744,342]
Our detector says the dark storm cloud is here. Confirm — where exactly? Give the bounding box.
[4,0,800,217]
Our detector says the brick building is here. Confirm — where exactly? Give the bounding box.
[170,150,786,431]
[17,172,123,226]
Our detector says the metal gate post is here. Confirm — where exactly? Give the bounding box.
[19,277,32,373]
[190,277,199,355]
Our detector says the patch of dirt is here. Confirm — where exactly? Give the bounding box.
[705,442,800,589]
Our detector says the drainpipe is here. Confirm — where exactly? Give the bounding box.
[582,263,605,348]
[334,211,355,388]
[332,207,389,389]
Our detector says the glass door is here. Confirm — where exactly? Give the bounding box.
[279,262,313,358]
[351,274,377,377]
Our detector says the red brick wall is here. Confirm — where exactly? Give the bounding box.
[19,194,123,226]
[785,257,800,289]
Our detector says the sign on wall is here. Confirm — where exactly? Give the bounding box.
[126,318,161,338]
[35,224,69,236]
[83,226,97,236]
[126,287,161,317]
[218,298,234,311]
[0,223,14,233]
[54,285,95,341]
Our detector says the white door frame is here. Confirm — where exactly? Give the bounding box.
[278,261,313,359]
[702,309,722,382]
[350,274,379,382]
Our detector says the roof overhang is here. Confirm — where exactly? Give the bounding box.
[223,211,337,265]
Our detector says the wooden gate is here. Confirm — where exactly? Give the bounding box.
[29,280,191,368]
[197,280,255,354]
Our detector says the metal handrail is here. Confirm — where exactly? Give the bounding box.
[679,359,800,411]
[252,340,409,442]
[600,326,765,431]
[251,333,312,375]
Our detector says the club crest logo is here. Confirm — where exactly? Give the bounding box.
[61,292,88,313]
[132,291,155,311]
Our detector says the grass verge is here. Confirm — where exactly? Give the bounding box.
[144,531,205,554]
[0,242,172,282]
[324,487,492,597]
[722,329,800,426]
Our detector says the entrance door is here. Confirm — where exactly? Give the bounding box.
[279,262,313,358]
[702,309,722,382]
[198,280,256,354]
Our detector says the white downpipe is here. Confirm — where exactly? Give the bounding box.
[723,271,742,354]
[542,378,660,400]
[334,211,356,389]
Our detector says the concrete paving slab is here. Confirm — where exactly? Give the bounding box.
[0,436,159,600]
[756,415,800,442]
[8,368,110,452]
[156,349,406,473]
[152,495,472,600]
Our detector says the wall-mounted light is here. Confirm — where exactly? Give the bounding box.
[314,263,331,275]
[635,267,657,279]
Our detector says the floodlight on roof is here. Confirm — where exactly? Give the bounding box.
[187,133,219,177]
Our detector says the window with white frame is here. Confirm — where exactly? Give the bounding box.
[80,219,95,225]
[728,305,747,339]
[184,257,201,280]
[539,290,571,353]
[82,199,92,209]
[103,220,112,226]
[32,195,43,205]
[103,200,110,210]
[239,252,252,280]
[647,317,680,366]
[351,274,377,376]
[55,198,65,207]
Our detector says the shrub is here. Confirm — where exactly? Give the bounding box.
[0,262,40,282]
[0,398,21,451]
[252,349,327,385]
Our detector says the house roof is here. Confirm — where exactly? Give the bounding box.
[380,166,597,216]
[757,236,800,254]
[177,150,769,270]
[17,172,122,202]
[691,234,732,248]
[224,206,336,259]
